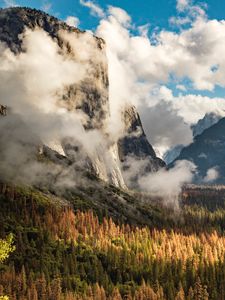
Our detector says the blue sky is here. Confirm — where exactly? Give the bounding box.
[1,0,225,31]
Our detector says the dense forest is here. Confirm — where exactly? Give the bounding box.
[0,183,225,299]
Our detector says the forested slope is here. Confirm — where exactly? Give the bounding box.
[1,184,225,299]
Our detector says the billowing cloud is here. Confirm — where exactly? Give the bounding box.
[101,13,225,91]
[96,5,225,155]
[108,6,131,26]
[176,0,190,12]
[0,28,85,159]
[175,0,207,23]
[170,16,191,27]
[66,16,80,27]
[203,168,219,183]
[139,101,193,157]
[80,0,105,18]
[0,26,125,187]
[0,28,85,116]
[143,85,225,124]
[138,160,196,208]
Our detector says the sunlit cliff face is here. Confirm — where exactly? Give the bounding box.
[0,8,166,191]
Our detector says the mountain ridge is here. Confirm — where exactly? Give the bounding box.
[173,116,225,183]
[164,112,223,165]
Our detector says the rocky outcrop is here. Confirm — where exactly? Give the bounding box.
[0,7,164,189]
[0,104,7,116]
[118,106,165,187]
[118,106,165,170]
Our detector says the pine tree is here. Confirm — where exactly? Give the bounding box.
[29,284,38,300]
[192,277,209,300]
[36,273,47,300]
[50,277,61,300]
[175,285,185,300]
[111,287,122,300]
[21,265,27,296]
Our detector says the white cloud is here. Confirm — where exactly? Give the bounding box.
[108,6,131,27]
[80,0,105,18]
[98,7,225,92]
[170,16,191,26]
[145,86,225,124]
[138,160,196,208]
[41,1,52,12]
[139,87,225,155]
[0,28,86,118]
[95,6,225,155]
[176,84,186,91]
[139,100,193,157]
[65,16,80,27]
[203,168,219,182]
[176,0,206,20]
[3,0,17,7]
[138,24,150,37]
[170,93,225,124]
[0,28,86,183]
[176,0,190,12]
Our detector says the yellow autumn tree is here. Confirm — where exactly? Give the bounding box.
[0,234,15,300]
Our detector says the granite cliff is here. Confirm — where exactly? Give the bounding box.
[0,7,164,189]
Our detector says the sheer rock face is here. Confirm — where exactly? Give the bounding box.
[118,106,165,186]
[119,106,158,161]
[0,7,109,129]
[0,7,165,189]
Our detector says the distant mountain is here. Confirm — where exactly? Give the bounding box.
[191,112,222,137]
[173,117,225,183]
[163,144,184,164]
[164,113,222,165]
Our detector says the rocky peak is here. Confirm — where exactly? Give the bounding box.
[173,117,225,183]
[0,104,7,116]
[192,112,222,138]
[0,7,104,52]
[164,112,223,165]
[118,106,159,160]
[118,106,165,187]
